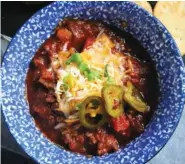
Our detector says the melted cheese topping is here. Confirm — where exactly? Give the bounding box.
[55,34,127,116]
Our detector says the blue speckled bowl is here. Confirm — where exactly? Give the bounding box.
[2,2,185,164]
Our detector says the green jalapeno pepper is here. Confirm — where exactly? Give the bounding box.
[66,53,101,81]
[79,96,107,129]
[66,53,82,65]
[104,64,115,84]
[104,64,109,77]
[102,85,124,118]
[123,81,148,113]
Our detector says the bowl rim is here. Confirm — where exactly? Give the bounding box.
[2,1,185,164]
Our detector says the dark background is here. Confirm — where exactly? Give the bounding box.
[1,1,185,164]
[1,2,52,37]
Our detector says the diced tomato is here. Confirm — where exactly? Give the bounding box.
[83,37,96,50]
[111,114,130,132]
[57,28,72,42]
[66,22,87,50]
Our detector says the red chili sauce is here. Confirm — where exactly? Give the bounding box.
[26,19,159,156]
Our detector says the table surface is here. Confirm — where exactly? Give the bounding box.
[1,1,185,164]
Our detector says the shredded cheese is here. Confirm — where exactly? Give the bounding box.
[55,33,127,115]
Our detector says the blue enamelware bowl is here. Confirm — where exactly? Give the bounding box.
[2,2,185,164]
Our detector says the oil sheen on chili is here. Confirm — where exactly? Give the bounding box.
[26,19,159,156]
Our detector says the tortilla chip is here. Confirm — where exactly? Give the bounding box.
[134,1,153,14]
[154,2,185,55]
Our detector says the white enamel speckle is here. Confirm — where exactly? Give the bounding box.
[1,1,185,164]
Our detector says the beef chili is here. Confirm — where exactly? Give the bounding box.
[26,19,159,156]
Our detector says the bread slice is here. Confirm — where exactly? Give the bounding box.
[154,2,185,55]
[134,1,153,14]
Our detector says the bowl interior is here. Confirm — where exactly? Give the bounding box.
[2,2,185,164]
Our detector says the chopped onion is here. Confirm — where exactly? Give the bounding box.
[96,29,104,39]
[76,89,88,97]
[66,96,85,102]
[68,112,79,119]
[54,123,66,129]
[57,68,67,78]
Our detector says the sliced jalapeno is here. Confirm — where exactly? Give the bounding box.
[123,81,148,113]
[102,85,124,118]
[79,96,107,129]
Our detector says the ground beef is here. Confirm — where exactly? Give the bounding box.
[86,128,119,155]
[62,128,86,154]
[46,90,56,103]
[32,103,51,119]
[27,19,159,156]
[128,114,144,134]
